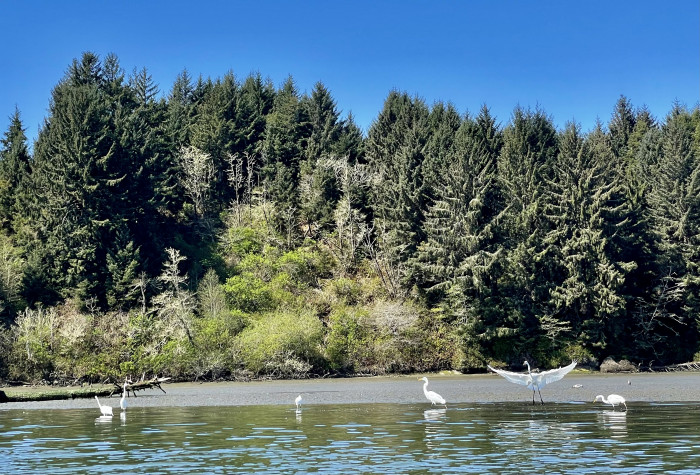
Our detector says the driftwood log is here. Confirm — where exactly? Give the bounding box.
[649,361,700,372]
[111,376,171,397]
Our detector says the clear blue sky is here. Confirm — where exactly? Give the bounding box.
[1,1,697,146]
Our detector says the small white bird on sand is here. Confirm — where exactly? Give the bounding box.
[418,377,447,408]
[594,394,627,411]
[295,394,303,410]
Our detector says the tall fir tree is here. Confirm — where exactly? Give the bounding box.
[26,53,173,309]
[0,108,32,231]
[422,101,461,207]
[365,91,430,282]
[414,114,503,339]
[298,82,344,234]
[261,76,309,240]
[543,123,634,354]
[608,95,636,160]
[643,104,700,361]
[494,106,558,362]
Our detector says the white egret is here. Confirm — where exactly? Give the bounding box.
[594,394,627,411]
[295,394,303,410]
[95,395,113,417]
[418,377,446,407]
[487,360,577,404]
[120,380,128,412]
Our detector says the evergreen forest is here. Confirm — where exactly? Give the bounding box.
[1,52,699,383]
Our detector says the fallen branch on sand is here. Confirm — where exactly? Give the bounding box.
[111,376,171,397]
[649,361,700,372]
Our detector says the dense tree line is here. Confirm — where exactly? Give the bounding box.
[0,53,698,382]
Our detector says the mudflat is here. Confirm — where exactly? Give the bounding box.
[2,371,698,410]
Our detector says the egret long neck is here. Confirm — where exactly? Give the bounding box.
[524,362,531,373]
[423,381,429,396]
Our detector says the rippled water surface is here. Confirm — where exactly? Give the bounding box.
[2,401,700,473]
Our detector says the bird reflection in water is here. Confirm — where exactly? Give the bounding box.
[492,417,580,449]
[120,412,127,425]
[95,415,113,424]
[597,410,627,439]
[423,408,447,422]
[423,408,447,451]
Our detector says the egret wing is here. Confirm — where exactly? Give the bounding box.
[487,365,530,387]
[538,361,577,385]
[428,390,446,405]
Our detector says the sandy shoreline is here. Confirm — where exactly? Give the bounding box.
[2,371,699,410]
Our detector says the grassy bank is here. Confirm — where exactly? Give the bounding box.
[0,384,114,403]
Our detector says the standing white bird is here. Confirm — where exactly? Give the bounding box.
[120,380,128,411]
[487,360,577,404]
[594,394,627,411]
[295,394,303,410]
[418,377,446,407]
[95,395,113,417]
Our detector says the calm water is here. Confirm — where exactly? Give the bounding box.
[2,402,699,473]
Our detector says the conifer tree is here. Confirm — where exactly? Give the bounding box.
[608,95,636,159]
[543,123,634,352]
[26,53,169,308]
[494,107,558,358]
[124,66,178,277]
[167,69,196,147]
[365,91,430,281]
[0,108,31,231]
[261,76,308,240]
[643,104,700,360]
[190,72,240,208]
[415,115,501,313]
[422,102,461,206]
[335,112,364,164]
[237,72,274,157]
[298,82,344,233]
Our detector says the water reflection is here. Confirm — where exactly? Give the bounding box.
[423,408,446,422]
[597,410,627,439]
[2,403,700,473]
[95,415,113,424]
[422,408,447,451]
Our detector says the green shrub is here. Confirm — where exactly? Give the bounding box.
[9,307,59,381]
[278,245,333,288]
[397,313,460,372]
[225,226,264,256]
[223,273,273,312]
[235,252,277,279]
[236,309,324,377]
[326,277,364,306]
[324,307,373,372]
[188,310,247,379]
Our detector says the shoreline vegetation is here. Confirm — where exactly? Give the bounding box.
[2,359,699,404]
[1,52,700,387]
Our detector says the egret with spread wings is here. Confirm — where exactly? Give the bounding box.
[487,361,577,404]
